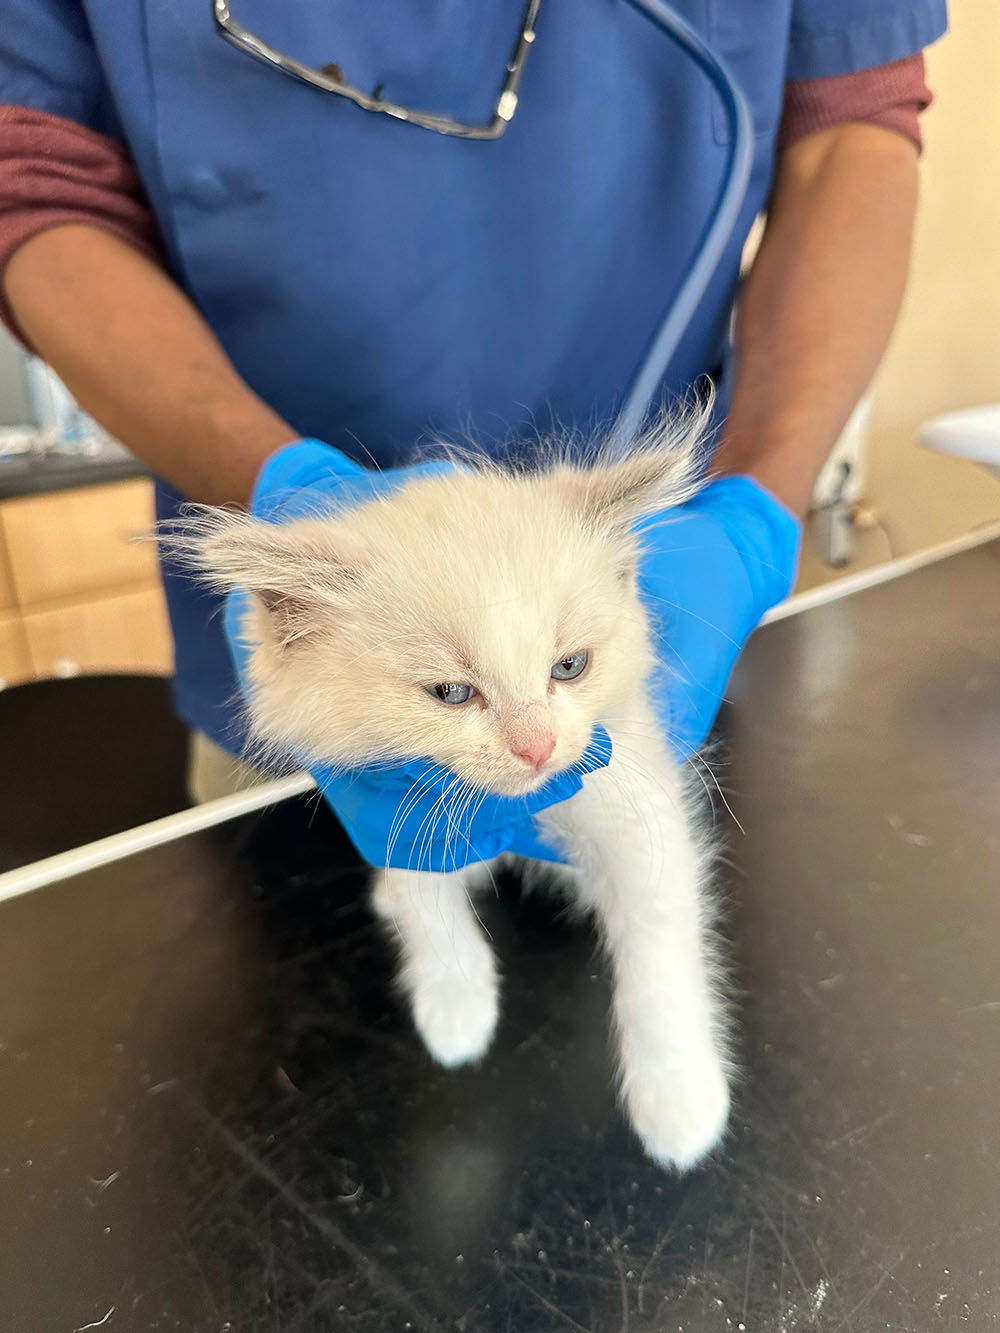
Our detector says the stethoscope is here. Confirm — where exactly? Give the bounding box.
[214,0,752,444]
[612,0,752,443]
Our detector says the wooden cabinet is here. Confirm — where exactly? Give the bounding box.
[23,586,173,678]
[0,479,173,686]
[2,479,160,605]
[0,612,32,688]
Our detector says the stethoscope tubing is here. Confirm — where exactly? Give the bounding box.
[613,0,754,445]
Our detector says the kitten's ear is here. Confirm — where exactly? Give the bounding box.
[572,447,699,529]
[160,508,357,646]
[563,406,709,530]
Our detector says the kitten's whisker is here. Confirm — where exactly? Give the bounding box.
[553,743,669,883]
[384,778,426,869]
[598,713,744,836]
[411,796,446,875]
[677,754,719,825]
[427,770,460,857]
[435,770,473,865]
[437,771,475,872]
[683,749,745,835]
[385,764,451,870]
[414,770,464,873]
[600,749,689,858]
[637,528,795,582]
[617,604,730,702]
[636,591,742,651]
[388,764,449,838]
[463,877,494,942]
[340,428,384,473]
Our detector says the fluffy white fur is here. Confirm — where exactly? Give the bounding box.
[176,419,730,1171]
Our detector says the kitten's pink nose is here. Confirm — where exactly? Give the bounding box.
[514,734,556,770]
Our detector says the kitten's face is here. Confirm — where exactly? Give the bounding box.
[193,443,698,796]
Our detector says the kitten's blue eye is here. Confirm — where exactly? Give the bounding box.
[551,650,589,681]
[426,683,476,705]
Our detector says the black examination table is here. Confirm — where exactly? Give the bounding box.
[1,533,998,1332]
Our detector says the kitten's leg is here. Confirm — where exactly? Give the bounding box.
[541,746,729,1172]
[371,867,499,1068]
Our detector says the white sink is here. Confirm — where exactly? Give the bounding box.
[919,405,1000,481]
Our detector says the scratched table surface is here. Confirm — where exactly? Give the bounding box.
[1,538,999,1333]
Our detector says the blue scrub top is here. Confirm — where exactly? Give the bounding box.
[2,0,946,752]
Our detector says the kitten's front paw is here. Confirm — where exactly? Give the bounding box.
[412,973,499,1068]
[624,1054,730,1173]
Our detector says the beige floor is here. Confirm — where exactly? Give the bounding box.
[796,0,1000,593]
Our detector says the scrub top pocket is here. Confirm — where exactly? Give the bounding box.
[706,0,790,143]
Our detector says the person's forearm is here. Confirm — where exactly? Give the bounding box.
[3,225,296,505]
[714,123,919,516]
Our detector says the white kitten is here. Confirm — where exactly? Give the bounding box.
[178,420,731,1171]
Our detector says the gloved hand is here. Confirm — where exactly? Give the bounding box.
[225,438,612,871]
[636,474,802,758]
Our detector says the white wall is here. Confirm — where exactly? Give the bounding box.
[864,0,1000,552]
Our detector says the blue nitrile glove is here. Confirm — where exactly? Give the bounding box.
[225,439,612,871]
[637,475,802,758]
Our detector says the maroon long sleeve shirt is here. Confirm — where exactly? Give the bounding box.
[0,54,932,344]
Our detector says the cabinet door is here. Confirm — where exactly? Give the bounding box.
[0,613,33,688]
[0,613,32,687]
[23,585,174,679]
[2,479,159,606]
